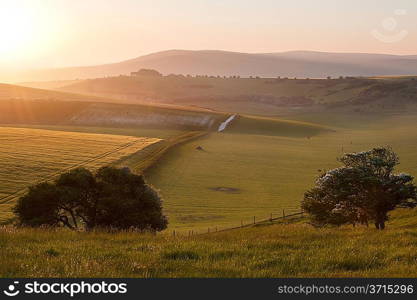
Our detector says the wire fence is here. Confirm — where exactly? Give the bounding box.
[171,209,305,237]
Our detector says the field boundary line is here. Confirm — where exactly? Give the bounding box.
[137,131,209,173]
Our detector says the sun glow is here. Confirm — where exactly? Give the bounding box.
[0,2,36,56]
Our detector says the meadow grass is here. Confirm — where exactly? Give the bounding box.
[0,208,416,278]
[146,113,417,230]
[227,115,330,137]
[3,112,417,232]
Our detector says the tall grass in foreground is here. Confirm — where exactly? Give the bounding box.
[0,209,416,278]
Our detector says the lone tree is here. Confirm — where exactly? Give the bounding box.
[14,167,167,231]
[302,147,416,230]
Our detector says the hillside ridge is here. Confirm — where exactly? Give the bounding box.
[4,50,417,82]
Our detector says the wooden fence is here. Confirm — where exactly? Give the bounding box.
[172,209,305,237]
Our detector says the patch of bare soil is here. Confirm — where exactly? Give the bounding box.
[209,187,241,194]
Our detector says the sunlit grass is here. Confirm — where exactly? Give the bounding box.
[146,113,417,230]
[0,127,161,222]
[0,209,415,278]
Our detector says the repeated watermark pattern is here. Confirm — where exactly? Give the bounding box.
[371,9,408,43]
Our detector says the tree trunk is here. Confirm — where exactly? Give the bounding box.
[374,214,386,230]
[59,215,75,230]
[380,221,385,230]
[69,210,78,229]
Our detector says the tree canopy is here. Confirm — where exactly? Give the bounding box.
[131,69,162,77]
[302,147,416,229]
[14,167,168,231]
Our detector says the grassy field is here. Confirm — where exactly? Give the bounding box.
[0,80,416,278]
[146,113,417,231]
[0,208,416,278]
[0,114,332,229]
[2,112,416,232]
[0,126,161,223]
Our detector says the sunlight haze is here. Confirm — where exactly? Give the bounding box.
[2,0,417,282]
[1,0,417,70]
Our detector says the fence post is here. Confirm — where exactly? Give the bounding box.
[283,209,286,219]
[173,230,176,237]
[253,216,256,224]
[270,213,273,222]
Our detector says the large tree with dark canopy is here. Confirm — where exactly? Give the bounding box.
[302,147,416,230]
[93,167,168,230]
[14,167,167,231]
[14,182,61,227]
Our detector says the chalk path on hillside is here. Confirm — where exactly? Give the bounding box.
[218,114,237,132]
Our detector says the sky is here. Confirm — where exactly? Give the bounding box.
[1,0,417,69]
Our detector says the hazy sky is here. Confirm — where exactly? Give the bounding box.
[1,0,417,69]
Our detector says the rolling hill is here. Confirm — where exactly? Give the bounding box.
[52,75,417,117]
[0,83,332,136]
[0,83,227,130]
[6,50,417,83]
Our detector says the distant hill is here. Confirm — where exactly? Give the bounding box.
[4,50,417,82]
[54,74,417,116]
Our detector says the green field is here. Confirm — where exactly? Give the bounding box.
[1,208,416,277]
[2,110,417,233]
[1,112,416,277]
[0,126,161,223]
[146,113,417,231]
[1,79,417,278]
